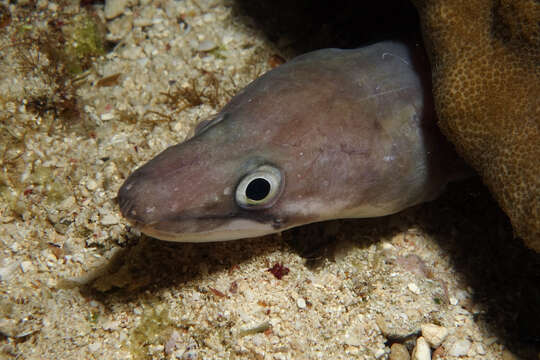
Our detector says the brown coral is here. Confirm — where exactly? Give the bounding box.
[412,0,540,251]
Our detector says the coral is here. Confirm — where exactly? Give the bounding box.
[412,0,540,251]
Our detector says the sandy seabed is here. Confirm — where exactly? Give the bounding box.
[0,1,538,359]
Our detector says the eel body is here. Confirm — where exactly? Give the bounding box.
[118,41,465,242]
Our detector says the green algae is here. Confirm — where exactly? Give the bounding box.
[63,13,106,74]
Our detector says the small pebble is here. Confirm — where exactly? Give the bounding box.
[484,336,498,346]
[448,338,471,357]
[101,112,115,121]
[408,283,421,295]
[148,344,164,353]
[104,0,127,19]
[381,242,395,252]
[197,40,217,52]
[296,298,306,309]
[375,314,419,339]
[133,307,143,315]
[20,261,33,273]
[101,213,119,225]
[476,343,486,355]
[165,330,180,355]
[58,196,76,211]
[133,6,155,27]
[251,334,264,346]
[42,250,57,263]
[72,253,84,264]
[390,343,410,360]
[88,342,100,352]
[0,318,18,338]
[374,348,386,358]
[0,261,18,281]
[411,337,430,360]
[343,324,363,346]
[120,45,144,60]
[421,323,448,348]
[106,14,133,41]
[36,0,47,9]
[86,179,98,191]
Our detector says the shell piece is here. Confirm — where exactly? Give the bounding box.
[412,0,540,251]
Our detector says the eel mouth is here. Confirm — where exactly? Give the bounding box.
[134,220,278,243]
[117,191,285,242]
[118,204,280,242]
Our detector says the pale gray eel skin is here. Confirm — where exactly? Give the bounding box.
[118,41,466,242]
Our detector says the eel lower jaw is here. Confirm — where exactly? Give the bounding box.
[131,219,280,243]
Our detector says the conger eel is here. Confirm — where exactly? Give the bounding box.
[117,41,467,242]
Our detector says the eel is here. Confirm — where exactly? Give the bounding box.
[117,41,467,242]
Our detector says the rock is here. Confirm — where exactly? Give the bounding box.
[447,338,471,357]
[411,0,540,250]
[411,337,430,360]
[104,0,127,20]
[421,323,448,348]
[375,315,420,341]
[390,343,410,360]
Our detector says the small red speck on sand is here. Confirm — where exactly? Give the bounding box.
[267,263,289,279]
[23,188,33,196]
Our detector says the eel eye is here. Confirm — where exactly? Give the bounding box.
[235,165,284,210]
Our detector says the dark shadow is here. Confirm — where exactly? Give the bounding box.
[418,178,540,359]
[232,0,422,54]
[80,213,402,302]
[79,234,280,302]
